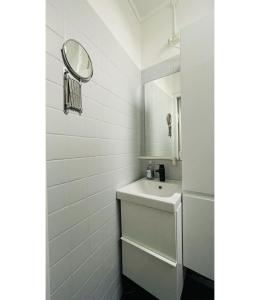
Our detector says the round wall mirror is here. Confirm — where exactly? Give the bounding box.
[61,39,93,82]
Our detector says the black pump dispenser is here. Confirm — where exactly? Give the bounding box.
[156,164,165,182]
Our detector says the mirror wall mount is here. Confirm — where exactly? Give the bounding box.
[61,39,93,115]
[63,70,82,115]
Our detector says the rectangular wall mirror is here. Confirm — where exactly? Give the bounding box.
[144,72,182,161]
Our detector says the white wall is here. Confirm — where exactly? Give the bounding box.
[176,0,214,29]
[86,0,213,70]
[87,0,141,69]
[46,0,142,299]
[141,0,214,69]
[141,4,179,70]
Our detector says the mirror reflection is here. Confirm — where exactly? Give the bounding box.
[144,72,181,160]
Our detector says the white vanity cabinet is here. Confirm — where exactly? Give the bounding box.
[117,179,183,300]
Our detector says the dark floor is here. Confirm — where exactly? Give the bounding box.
[121,270,214,300]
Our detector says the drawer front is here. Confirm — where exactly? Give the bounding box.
[121,201,176,261]
[122,239,180,300]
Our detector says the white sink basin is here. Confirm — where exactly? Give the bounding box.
[117,178,182,212]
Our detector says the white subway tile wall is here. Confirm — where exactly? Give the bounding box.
[46,0,142,299]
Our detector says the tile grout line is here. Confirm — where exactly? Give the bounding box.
[47,152,139,162]
[46,132,138,142]
[46,77,137,119]
[46,105,139,131]
[46,50,138,107]
[47,165,137,192]
[48,201,116,243]
[48,185,113,217]
[49,210,115,269]
[50,219,116,297]
[46,162,139,188]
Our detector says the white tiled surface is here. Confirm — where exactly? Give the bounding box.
[46,0,142,299]
[141,160,182,181]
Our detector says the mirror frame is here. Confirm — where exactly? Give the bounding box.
[61,39,93,82]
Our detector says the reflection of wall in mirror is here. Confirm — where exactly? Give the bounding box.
[145,81,176,157]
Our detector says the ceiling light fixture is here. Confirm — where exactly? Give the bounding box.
[168,0,180,48]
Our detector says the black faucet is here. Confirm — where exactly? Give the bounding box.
[156,164,165,182]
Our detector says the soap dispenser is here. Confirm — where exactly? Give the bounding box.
[146,161,154,180]
[156,164,165,182]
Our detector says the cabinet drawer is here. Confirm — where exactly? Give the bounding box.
[121,201,176,261]
[122,238,181,300]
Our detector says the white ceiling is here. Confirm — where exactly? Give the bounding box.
[129,0,169,22]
